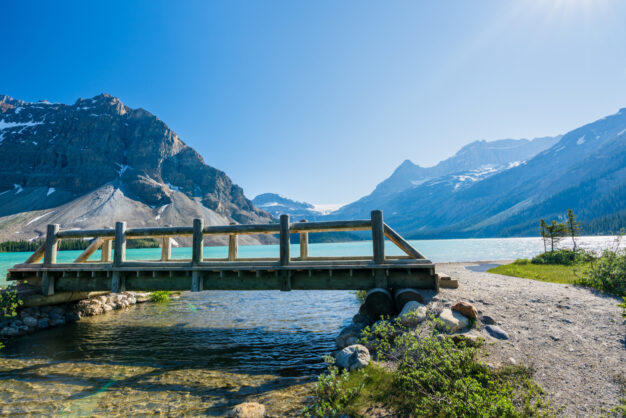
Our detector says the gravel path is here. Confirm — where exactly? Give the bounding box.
[433,262,625,417]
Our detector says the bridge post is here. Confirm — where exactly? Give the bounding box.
[112,221,127,293]
[299,219,308,260]
[228,222,238,261]
[192,218,204,292]
[41,224,59,296]
[371,210,385,264]
[161,237,171,261]
[279,214,290,266]
[101,239,112,262]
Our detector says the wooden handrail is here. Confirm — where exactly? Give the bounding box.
[28,211,427,269]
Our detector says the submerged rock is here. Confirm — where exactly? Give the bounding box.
[229,402,265,418]
[334,344,371,371]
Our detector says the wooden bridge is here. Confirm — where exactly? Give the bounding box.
[7,211,438,300]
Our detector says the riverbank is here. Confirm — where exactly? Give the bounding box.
[1,291,150,338]
[311,261,624,416]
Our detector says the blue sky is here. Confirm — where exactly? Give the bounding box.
[2,1,626,205]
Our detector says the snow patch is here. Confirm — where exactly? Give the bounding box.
[312,203,344,214]
[14,184,23,194]
[46,187,56,196]
[116,163,129,176]
[26,210,55,226]
[617,129,626,136]
[576,135,585,145]
[14,107,23,114]
[0,119,43,130]
[166,183,181,192]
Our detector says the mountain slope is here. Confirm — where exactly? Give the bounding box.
[0,94,272,243]
[335,108,626,238]
[336,136,560,220]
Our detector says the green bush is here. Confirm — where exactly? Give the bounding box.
[577,248,626,297]
[305,319,554,417]
[149,291,170,304]
[531,249,593,266]
[0,285,23,318]
[513,258,531,265]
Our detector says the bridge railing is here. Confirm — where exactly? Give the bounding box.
[21,210,426,268]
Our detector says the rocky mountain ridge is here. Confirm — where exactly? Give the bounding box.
[0,94,272,243]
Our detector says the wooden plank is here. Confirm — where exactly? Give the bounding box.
[74,237,104,263]
[113,221,127,266]
[44,224,59,266]
[299,219,308,260]
[25,244,45,264]
[192,218,204,264]
[383,224,426,259]
[290,219,371,233]
[161,237,171,261]
[203,223,280,235]
[57,228,115,239]
[371,210,385,264]
[126,226,193,237]
[101,239,112,262]
[279,214,290,266]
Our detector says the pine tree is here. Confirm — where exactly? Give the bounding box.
[566,209,580,252]
[539,219,548,253]
[546,220,567,252]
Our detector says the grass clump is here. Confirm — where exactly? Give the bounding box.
[488,262,582,285]
[531,249,593,266]
[149,291,170,304]
[304,319,554,417]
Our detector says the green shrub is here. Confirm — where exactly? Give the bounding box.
[306,319,554,417]
[355,290,367,303]
[0,284,23,318]
[577,248,626,297]
[149,291,170,304]
[513,258,531,265]
[532,249,593,266]
[619,297,626,318]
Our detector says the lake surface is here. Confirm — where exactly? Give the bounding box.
[0,235,621,415]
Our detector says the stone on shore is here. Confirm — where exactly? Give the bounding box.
[399,301,427,327]
[334,344,371,371]
[451,301,478,320]
[229,402,265,418]
[22,316,38,328]
[485,325,509,340]
[336,325,361,349]
[438,308,470,333]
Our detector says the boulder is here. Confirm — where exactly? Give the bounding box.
[97,296,108,304]
[399,301,427,327]
[394,288,425,312]
[229,402,265,418]
[37,318,50,329]
[480,315,496,325]
[22,316,38,328]
[485,325,509,340]
[451,302,478,320]
[336,325,361,349]
[334,344,371,371]
[103,304,114,312]
[135,292,150,303]
[352,313,371,328]
[437,308,470,333]
[1,327,19,337]
[49,317,66,327]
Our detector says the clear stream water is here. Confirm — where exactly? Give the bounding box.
[0,236,620,415]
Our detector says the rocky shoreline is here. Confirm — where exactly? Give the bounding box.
[0,291,151,338]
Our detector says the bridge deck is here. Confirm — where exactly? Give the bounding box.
[7,211,439,294]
